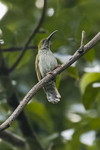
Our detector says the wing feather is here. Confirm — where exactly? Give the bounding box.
[35,54,42,81]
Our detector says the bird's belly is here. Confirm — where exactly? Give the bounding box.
[39,53,57,78]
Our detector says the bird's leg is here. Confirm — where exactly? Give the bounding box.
[46,65,61,76]
[54,64,61,69]
[46,71,53,76]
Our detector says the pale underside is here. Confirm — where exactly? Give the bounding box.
[35,49,61,103]
[38,50,57,78]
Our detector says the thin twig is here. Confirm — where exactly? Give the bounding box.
[47,143,54,150]
[0,31,100,132]
[81,30,85,47]
[78,30,86,53]
[2,46,37,52]
[0,130,25,148]
[8,0,46,73]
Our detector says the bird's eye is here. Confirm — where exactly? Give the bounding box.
[41,40,45,43]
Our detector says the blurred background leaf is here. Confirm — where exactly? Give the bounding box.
[1,0,100,149]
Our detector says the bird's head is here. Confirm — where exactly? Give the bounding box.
[38,30,57,51]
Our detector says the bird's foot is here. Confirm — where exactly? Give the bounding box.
[46,65,61,76]
[54,64,61,69]
[46,71,53,76]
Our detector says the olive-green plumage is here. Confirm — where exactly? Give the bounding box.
[35,30,61,104]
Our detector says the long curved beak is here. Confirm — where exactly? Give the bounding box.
[47,30,58,41]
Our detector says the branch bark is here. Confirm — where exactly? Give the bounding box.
[0,31,100,132]
[7,0,46,73]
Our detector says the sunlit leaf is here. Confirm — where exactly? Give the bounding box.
[80,73,100,94]
[82,83,100,110]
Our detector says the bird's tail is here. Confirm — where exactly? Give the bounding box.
[44,80,61,104]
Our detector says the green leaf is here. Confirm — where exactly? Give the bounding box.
[80,73,100,109]
[89,118,100,130]
[67,66,79,80]
[56,74,61,89]
[0,141,13,150]
[80,73,100,94]
[16,50,33,69]
[25,101,53,132]
[82,83,100,110]
[0,76,14,98]
[84,48,95,63]
[8,50,32,69]
[76,16,91,40]
[1,26,16,46]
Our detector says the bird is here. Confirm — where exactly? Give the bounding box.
[35,30,61,104]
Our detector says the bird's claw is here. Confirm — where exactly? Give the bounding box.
[48,99,60,104]
[54,64,61,69]
[46,71,53,76]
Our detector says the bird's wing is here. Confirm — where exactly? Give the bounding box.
[35,54,42,81]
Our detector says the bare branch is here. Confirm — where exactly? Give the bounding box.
[0,130,25,148]
[81,30,85,47]
[78,30,85,53]
[2,46,37,52]
[0,31,100,132]
[8,0,46,73]
[47,143,54,150]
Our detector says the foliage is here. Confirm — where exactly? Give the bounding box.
[0,0,100,149]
